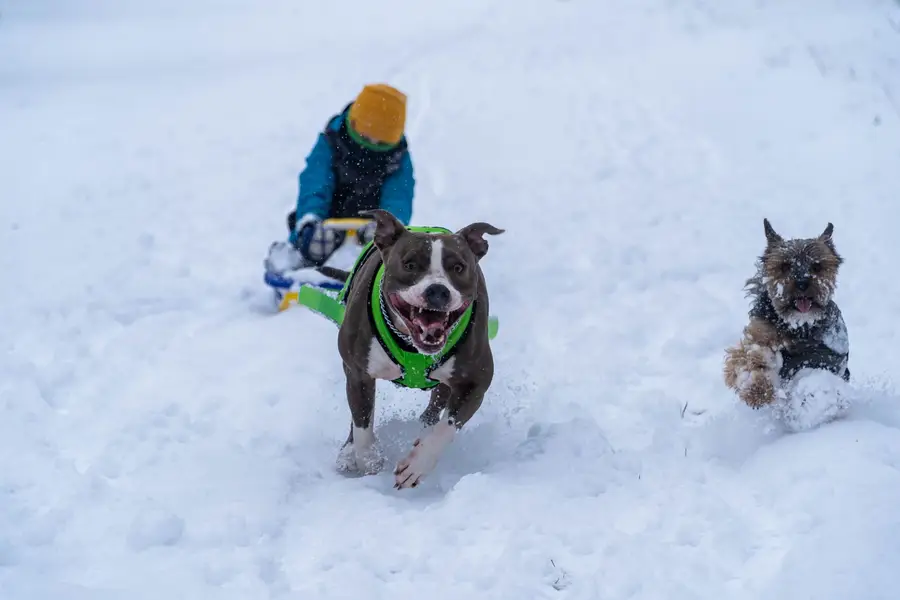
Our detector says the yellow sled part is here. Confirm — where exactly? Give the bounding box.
[278,290,300,312]
[322,217,371,240]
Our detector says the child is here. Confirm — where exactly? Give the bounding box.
[265,84,415,274]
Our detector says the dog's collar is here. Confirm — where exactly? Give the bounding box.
[377,287,416,348]
[370,265,474,390]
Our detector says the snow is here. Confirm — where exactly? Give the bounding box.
[3,0,900,598]
[781,307,822,330]
[775,368,851,433]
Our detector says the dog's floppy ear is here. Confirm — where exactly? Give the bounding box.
[818,222,834,242]
[763,218,782,245]
[359,209,406,252]
[456,222,504,260]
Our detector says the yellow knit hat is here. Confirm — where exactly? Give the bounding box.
[347,84,407,146]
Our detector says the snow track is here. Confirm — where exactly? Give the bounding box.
[3,0,900,597]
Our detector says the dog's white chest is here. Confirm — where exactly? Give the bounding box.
[366,337,402,381]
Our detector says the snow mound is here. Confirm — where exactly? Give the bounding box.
[776,368,852,432]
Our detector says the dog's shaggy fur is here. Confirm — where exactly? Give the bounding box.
[723,219,850,408]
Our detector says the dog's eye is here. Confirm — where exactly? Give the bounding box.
[810,262,822,274]
[779,262,791,273]
[451,262,465,274]
[403,261,417,272]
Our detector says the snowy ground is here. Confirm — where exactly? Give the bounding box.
[3,0,900,598]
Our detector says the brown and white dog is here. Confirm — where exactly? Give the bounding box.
[328,209,503,489]
[723,219,850,409]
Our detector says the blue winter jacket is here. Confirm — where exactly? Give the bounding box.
[290,111,415,242]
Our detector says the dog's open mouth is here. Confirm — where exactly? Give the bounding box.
[388,293,470,353]
[794,297,814,313]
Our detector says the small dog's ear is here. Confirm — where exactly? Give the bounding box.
[763,218,782,244]
[359,209,406,252]
[456,222,504,260]
[819,222,834,242]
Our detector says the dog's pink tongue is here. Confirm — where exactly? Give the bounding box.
[415,310,445,326]
[796,298,813,313]
[413,311,448,344]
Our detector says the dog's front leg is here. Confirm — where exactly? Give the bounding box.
[723,318,782,408]
[394,382,486,489]
[419,384,451,427]
[338,364,384,475]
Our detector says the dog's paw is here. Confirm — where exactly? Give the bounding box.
[334,444,359,475]
[335,442,357,473]
[335,440,385,475]
[356,444,385,475]
[741,371,776,409]
[393,420,456,490]
[724,336,783,392]
[393,439,432,489]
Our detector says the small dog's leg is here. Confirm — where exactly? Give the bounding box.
[723,318,781,409]
[724,344,779,408]
[394,382,487,489]
[341,364,384,475]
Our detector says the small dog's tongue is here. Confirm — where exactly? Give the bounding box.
[796,298,813,313]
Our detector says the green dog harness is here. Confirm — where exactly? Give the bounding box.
[369,261,473,389]
[294,226,499,390]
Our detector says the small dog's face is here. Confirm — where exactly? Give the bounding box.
[760,218,842,326]
[361,209,503,354]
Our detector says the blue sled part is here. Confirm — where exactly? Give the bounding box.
[264,271,294,289]
[264,270,345,293]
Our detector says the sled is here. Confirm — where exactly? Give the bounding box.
[264,217,372,312]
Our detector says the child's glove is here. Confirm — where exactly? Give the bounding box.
[295,213,344,264]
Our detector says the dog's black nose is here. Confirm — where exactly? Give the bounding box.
[795,278,810,291]
[424,284,451,310]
